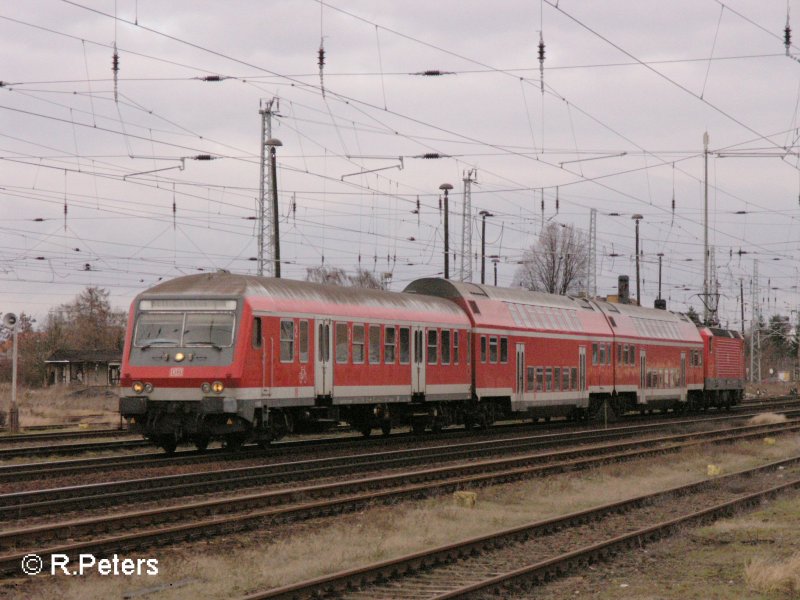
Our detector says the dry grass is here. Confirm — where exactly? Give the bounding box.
[0,383,119,428]
[748,412,789,426]
[745,552,800,594]
[11,434,800,600]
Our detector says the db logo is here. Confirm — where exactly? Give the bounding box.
[169,367,184,377]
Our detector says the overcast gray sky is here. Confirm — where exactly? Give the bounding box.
[2,1,800,329]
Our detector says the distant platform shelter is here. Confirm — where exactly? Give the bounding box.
[45,351,122,387]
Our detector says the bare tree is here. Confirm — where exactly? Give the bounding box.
[513,223,588,295]
[305,266,347,286]
[306,266,385,289]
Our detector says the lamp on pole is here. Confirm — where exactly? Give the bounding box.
[266,138,283,278]
[631,214,643,306]
[479,210,494,284]
[439,183,453,280]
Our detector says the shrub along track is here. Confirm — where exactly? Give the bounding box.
[241,456,800,600]
[0,418,798,577]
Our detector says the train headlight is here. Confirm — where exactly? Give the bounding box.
[144,383,154,394]
[211,381,225,394]
[201,382,211,394]
[174,352,185,362]
[132,381,145,394]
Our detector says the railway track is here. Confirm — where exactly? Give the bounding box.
[0,418,797,576]
[1,415,780,519]
[0,427,129,445]
[0,397,795,465]
[1,401,796,483]
[241,456,800,599]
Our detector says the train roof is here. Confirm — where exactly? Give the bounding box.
[135,272,470,324]
[405,278,613,336]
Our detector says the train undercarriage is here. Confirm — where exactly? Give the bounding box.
[122,387,743,453]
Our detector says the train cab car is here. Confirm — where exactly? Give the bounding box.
[592,301,704,415]
[698,327,745,409]
[120,272,472,451]
[405,279,616,423]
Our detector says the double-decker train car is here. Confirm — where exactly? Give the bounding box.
[119,272,745,452]
[404,278,710,422]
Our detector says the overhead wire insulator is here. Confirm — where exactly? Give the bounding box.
[112,42,120,103]
[318,42,326,98]
[538,31,545,93]
[786,13,792,56]
[413,70,455,76]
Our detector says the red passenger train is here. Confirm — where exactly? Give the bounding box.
[119,272,745,452]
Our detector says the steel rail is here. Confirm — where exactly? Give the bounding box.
[0,420,797,576]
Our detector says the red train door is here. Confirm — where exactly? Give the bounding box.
[579,346,587,404]
[515,343,525,404]
[680,352,687,402]
[412,326,426,395]
[315,319,333,397]
[639,350,647,405]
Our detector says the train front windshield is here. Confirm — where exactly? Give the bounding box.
[134,312,235,348]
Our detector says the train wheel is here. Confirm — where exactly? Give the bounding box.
[194,436,210,452]
[224,435,245,451]
[360,425,372,438]
[412,420,426,435]
[380,421,392,436]
[160,438,177,454]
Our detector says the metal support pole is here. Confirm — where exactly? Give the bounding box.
[703,131,710,324]
[632,214,643,306]
[10,326,18,432]
[268,139,282,278]
[479,210,493,285]
[440,183,453,279]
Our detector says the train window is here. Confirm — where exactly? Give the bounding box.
[527,367,535,391]
[617,344,622,364]
[353,325,365,364]
[427,329,438,364]
[299,321,309,363]
[453,331,460,364]
[545,367,553,391]
[592,343,598,365]
[535,367,544,391]
[468,300,481,314]
[630,345,636,365]
[183,313,235,347]
[399,327,410,364]
[481,336,487,363]
[553,368,561,391]
[336,323,349,363]
[369,325,381,364]
[598,344,605,365]
[280,320,295,362]
[385,327,396,364]
[489,337,498,363]
[252,317,262,349]
[562,367,570,390]
[441,330,451,365]
[607,344,612,365]
[500,337,508,363]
